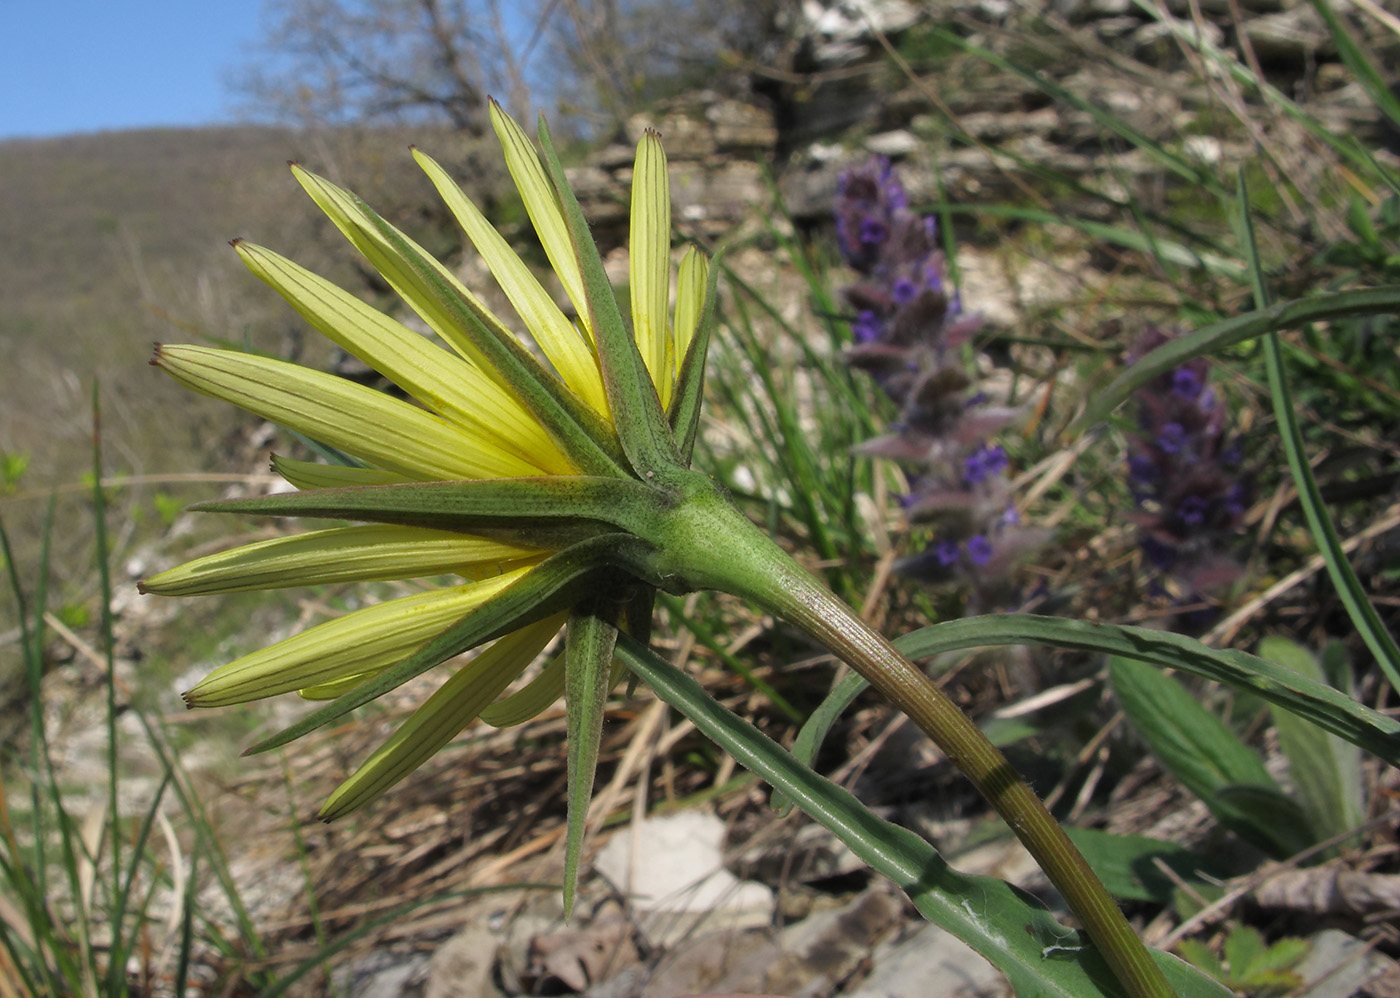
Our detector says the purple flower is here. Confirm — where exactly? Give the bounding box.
[1177,495,1208,526]
[1157,422,1187,454]
[1172,368,1202,398]
[1125,327,1254,609]
[967,535,994,566]
[935,540,961,566]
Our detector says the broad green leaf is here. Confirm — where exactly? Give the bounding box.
[562,600,620,917]
[893,615,1400,767]
[1061,828,1222,905]
[1260,636,1364,844]
[616,634,1232,998]
[1110,656,1308,858]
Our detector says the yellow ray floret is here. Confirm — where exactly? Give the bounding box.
[140,525,543,596]
[630,130,673,403]
[320,613,566,819]
[183,569,529,707]
[154,345,530,481]
[236,239,573,475]
[413,147,609,417]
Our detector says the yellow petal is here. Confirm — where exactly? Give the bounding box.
[237,240,569,475]
[271,455,410,490]
[629,131,672,403]
[674,246,709,375]
[155,345,520,481]
[298,671,380,700]
[479,651,565,726]
[414,149,609,416]
[488,103,591,344]
[320,614,566,818]
[140,526,545,596]
[183,569,530,707]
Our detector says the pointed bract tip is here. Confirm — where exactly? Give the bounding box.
[149,343,165,366]
[180,692,194,709]
[229,237,244,248]
[287,159,300,168]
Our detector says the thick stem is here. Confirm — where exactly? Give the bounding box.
[665,488,1176,998]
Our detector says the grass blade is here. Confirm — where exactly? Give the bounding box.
[895,615,1400,765]
[1234,172,1400,692]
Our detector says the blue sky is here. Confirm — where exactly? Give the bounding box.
[0,1,266,140]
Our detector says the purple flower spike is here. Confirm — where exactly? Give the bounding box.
[1178,496,1208,526]
[1172,368,1202,398]
[1157,422,1187,454]
[1125,326,1255,612]
[836,156,1044,600]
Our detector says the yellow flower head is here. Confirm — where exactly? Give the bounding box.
[143,104,718,907]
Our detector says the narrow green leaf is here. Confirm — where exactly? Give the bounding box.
[616,634,1231,998]
[1260,636,1364,843]
[891,615,1400,766]
[562,599,621,917]
[1110,656,1308,858]
[1261,318,1400,691]
[1309,0,1400,134]
[535,115,683,477]
[771,670,869,817]
[191,476,669,539]
[1068,287,1400,435]
[243,534,641,755]
[1235,170,1400,694]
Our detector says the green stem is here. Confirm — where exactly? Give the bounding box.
[662,484,1175,998]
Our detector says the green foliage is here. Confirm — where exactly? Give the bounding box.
[1178,925,1310,997]
[1260,636,1365,846]
[153,490,183,527]
[1110,656,1312,858]
[0,451,29,494]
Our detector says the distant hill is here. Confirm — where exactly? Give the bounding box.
[0,123,480,634]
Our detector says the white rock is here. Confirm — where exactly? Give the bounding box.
[594,811,774,947]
